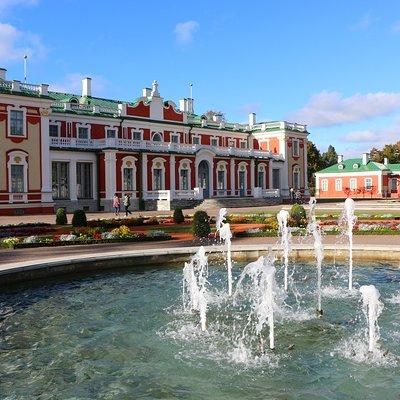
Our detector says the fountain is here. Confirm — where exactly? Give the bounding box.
[307,197,324,315]
[277,209,291,291]
[341,198,357,290]
[216,208,233,296]
[359,285,383,353]
[182,246,208,331]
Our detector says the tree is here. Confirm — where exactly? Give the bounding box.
[204,110,225,122]
[306,140,323,187]
[321,145,338,168]
[369,141,400,164]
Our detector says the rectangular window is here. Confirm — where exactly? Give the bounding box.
[49,124,59,137]
[10,110,24,136]
[76,162,93,198]
[211,138,218,147]
[272,169,280,189]
[78,127,89,139]
[217,170,225,190]
[106,129,116,138]
[240,141,247,149]
[292,139,300,157]
[123,168,134,191]
[52,162,69,199]
[192,136,200,145]
[133,131,141,140]
[293,171,300,189]
[11,164,24,192]
[228,139,235,147]
[335,179,342,191]
[350,178,357,190]
[258,171,265,188]
[391,179,397,191]
[321,179,328,192]
[365,178,373,190]
[153,169,163,190]
[180,169,188,190]
[171,134,179,143]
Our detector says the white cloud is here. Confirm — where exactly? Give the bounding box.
[174,20,199,44]
[288,91,400,127]
[0,22,47,62]
[51,73,108,95]
[342,129,378,143]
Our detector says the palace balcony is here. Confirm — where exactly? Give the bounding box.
[50,137,284,160]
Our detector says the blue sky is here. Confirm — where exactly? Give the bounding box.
[1,0,400,156]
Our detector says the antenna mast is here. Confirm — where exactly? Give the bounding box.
[23,55,28,83]
[189,82,193,99]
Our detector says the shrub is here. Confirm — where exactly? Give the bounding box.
[1,237,20,248]
[72,209,87,227]
[173,208,185,224]
[56,208,68,225]
[192,211,211,238]
[290,204,306,227]
[145,217,159,225]
[264,217,279,230]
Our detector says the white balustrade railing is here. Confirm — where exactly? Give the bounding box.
[20,82,41,93]
[174,189,203,200]
[262,189,280,198]
[143,190,170,200]
[0,80,12,90]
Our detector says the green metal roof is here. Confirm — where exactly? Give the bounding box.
[49,91,122,109]
[388,163,400,172]
[318,158,389,174]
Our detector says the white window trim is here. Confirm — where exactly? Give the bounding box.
[7,150,28,193]
[121,156,137,194]
[216,161,228,190]
[152,157,166,190]
[228,138,236,148]
[258,163,267,189]
[350,178,357,190]
[211,136,219,147]
[192,135,200,145]
[7,105,27,138]
[335,178,342,191]
[76,122,91,139]
[178,159,192,190]
[364,177,373,191]
[104,126,117,138]
[49,121,61,138]
[132,130,142,141]
[170,132,180,143]
[293,165,301,189]
[240,139,247,149]
[321,179,328,192]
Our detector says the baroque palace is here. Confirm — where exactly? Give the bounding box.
[0,67,309,215]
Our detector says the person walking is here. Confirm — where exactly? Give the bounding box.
[123,193,132,217]
[289,187,295,204]
[112,193,120,216]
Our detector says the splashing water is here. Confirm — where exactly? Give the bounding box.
[216,208,233,296]
[307,197,324,314]
[277,209,291,291]
[359,285,383,352]
[340,198,357,290]
[182,246,208,331]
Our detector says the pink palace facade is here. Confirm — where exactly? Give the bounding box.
[0,68,309,215]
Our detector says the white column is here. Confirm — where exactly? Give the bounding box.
[40,110,53,202]
[142,153,148,196]
[268,159,273,189]
[170,154,175,199]
[303,139,309,190]
[230,158,235,196]
[250,159,255,195]
[70,160,77,201]
[104,151,117,199]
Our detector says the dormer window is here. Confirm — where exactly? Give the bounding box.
[70,98,78,104]
[353,163,359,169]
[338,164,344,170]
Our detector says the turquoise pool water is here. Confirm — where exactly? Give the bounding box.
[1,260,400,399]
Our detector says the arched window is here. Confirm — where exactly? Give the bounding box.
[293,165,301,189]
[70,98,78,104]
[258,164,266,189]
[7,150,28,194]
[121,156,137,193]
[152,158,166,190]
[152,132,162,142]
[217,161,227,194]
[179,159,192,190]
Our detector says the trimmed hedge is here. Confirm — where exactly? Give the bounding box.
[56,208,68,225]
[87,217,144,229]
[173,208,185,224]
[192,211,211,238]
[72,210,87,227]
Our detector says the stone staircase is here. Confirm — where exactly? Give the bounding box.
[194,197,282,212]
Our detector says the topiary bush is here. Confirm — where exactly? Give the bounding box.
[192,210,211,238]
[173,208,185,224]
[289,204,307,227]
[72,209,87,227]
[55,208,68,225]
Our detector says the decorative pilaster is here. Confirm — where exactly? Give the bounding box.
[40,108,53,203]
[70,160,77,201]
[268,159,273,189]
[230,158,235,196]
[250,159,255,192]
[170,154,175,198]
[104,151,117,199]
[142,153,148,196]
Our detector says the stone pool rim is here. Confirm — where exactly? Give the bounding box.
[0,244,399,286]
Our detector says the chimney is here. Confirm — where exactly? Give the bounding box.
[82,77,92,97]
[187,98,194,114]
[142,87,151,97]
[0,68,6,80]
[384,157,389,165]
[362,152,369,165]
[179,98,188,112]
[337,154,343,163]
[249,112,256,127]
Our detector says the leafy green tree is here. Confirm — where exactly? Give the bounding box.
[321,145,338,168]
[306,140,323,188]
